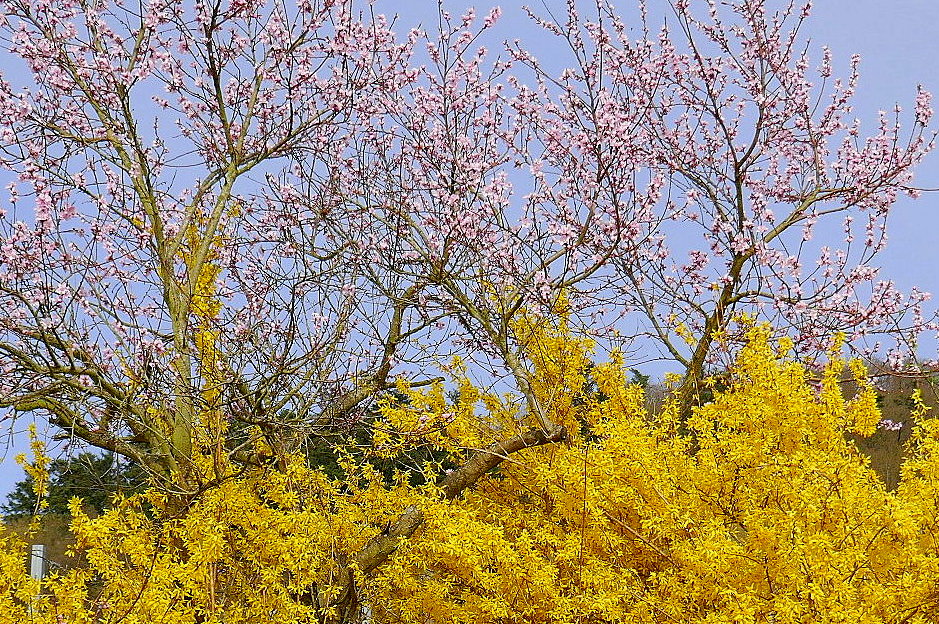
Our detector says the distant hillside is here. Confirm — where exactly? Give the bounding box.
[848,373,939,491]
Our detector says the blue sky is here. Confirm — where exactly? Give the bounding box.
[1,0,938,499]
[806,1,939,295]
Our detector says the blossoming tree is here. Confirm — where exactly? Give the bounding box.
[0,0,933,557]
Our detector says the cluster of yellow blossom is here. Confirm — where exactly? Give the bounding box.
[369,324,938,623]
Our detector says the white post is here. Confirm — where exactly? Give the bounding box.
[29,544,46,580]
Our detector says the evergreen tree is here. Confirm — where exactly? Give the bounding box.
[1,452,143,519]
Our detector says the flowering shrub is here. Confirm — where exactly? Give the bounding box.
[3,322,939,623]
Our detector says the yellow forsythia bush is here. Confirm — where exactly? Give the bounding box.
[3,323,939,623]
[0,453,429,624]
[369,324,939,623]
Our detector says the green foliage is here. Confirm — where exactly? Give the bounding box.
[1,452,143,519]
[628,368,650,389]
[305,418,459,490]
